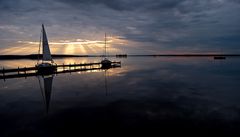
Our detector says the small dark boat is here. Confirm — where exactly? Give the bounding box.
[214,56,226,60]
[101,58,112,68]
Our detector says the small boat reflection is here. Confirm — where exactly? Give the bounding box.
[104,69,108,96]
[38,74,54,114]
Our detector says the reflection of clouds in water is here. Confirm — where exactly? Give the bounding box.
[59,57,100,64]
[0,57,240,133]
[0,60,36,68]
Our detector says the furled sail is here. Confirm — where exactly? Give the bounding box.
[42,24,53,62]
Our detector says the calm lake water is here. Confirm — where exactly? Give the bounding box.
[1,57,240,136]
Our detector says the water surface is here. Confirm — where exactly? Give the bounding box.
[1,57,240,136]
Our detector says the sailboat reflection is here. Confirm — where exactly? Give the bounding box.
[38,74,54,113]
[33,66,120,113]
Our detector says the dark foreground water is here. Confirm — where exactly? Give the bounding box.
[1,57,240,136]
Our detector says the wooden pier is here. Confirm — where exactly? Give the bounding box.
[0,61,121,80]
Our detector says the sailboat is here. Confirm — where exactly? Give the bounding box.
[101,33,112,68]
[36,24,57,74]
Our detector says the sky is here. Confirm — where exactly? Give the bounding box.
[0,0,240,55]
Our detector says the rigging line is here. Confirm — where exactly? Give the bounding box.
[37,29,42,64]
[41,26,44,64]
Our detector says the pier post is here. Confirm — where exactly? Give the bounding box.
[69,63,71,74]
[2,67,5,77]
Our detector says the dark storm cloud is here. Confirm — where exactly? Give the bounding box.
[0,0,240,54]
[58,0,185,11]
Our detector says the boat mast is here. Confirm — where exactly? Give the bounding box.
[105,33,107,58]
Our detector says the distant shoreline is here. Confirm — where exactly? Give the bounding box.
[0,54,240,60]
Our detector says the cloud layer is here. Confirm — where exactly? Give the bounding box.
[0,0,240,54]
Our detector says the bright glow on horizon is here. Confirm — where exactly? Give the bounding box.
[0,37,127,55]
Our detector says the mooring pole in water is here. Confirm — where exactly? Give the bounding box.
[69,63,71,74]
[18,67,20,75]
[24,67,27,79]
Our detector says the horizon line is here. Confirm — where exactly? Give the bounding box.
[0,53,240,60]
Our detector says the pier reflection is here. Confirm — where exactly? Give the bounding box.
[6,65,121,114]
[0,62,121,113]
